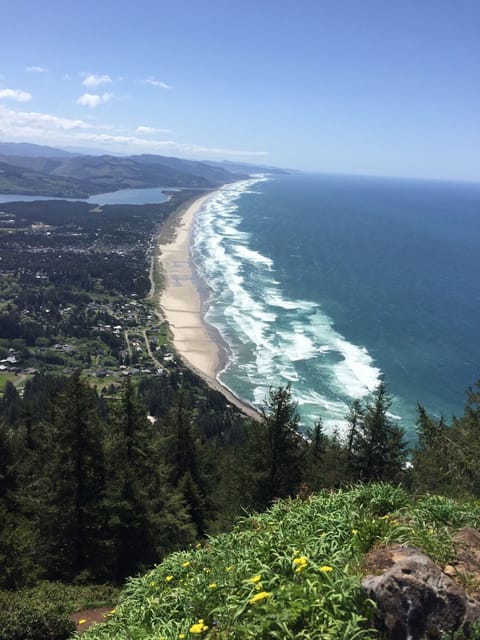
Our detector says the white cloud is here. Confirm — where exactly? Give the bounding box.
[135,125,171,135]
[0,88,32,102]
[0,105,91,144]
[26,66,48,73]
[77,131,268,158]
[76,92,113,107]
[0,104,90,130]
[179,144,269,158]
[0,104,268,160]
[145,76,173,90]
[82,73,112,87]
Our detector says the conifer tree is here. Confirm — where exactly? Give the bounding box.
[348,379,406,483]
[303,419,326,491]
[163,390,208,536]
[253,385,305,504]
[410,405,452,494]
[105,379,194,580]
[33,371,107,581]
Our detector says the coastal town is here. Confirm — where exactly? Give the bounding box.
[0,191,198,398]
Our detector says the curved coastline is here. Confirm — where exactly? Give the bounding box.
[158,188,261,421]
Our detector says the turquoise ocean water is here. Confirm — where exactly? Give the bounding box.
[192,173,480,436]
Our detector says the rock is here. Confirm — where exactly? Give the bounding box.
[443,564,457,577]
[362,544,480,639]
[452,527,480,585]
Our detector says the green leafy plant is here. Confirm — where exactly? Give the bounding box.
[79,485,480,639]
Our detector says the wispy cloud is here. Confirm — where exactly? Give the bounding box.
[135,125,171,135]
[179,144,269,158]
[26,66,48,73]
[76,92,113,107]
[81,73,112,87]
[77,132,268,158]
[0,104,268,160]
[0,104,91,138]
[0,88,32,102]
[145,76,173,90]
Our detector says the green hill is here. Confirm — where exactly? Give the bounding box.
[0,153,247,197]
[80,484,480,639]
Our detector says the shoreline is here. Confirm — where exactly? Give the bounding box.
[157,189,262,421]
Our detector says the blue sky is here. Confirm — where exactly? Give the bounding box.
[0,0,478,181]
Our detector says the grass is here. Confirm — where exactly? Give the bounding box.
[157,323,169,347]
[0,373,21,393]
[81,484,480,639]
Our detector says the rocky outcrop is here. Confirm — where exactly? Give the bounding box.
[362,544,480,639]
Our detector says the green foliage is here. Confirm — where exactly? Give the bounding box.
[347,380,407,483]
[81,483,480,640]
[0,582,118,640]
[411,381,480,498]
[246,385,305,506]
[349,482,409,515]
[0,592,74,640]
[448,622,480,639]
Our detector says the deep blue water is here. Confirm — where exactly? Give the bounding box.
[192,173,480,435]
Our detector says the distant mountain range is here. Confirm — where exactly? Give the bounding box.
[0,142,287,198]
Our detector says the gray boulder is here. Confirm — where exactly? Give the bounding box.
[361,545,480,639]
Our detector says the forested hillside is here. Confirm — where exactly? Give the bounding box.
[0,152,246,197]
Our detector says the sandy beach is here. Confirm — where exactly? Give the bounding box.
[158,192,261,420]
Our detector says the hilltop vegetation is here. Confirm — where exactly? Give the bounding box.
[80,484,480,639]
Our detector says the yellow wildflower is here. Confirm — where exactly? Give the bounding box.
[189,619,209,633]
[165,575,174,582]
[179,635,185,639]
[208,582,217,589]
[149,581,156,587]
[293,556,308,573]
[352,529,358,535]
[319,565,333,573]
[249,591,271,605]
[79,619,87,625]
[250,574,262,583]
[182,561,190,568]
[380,514,390,520]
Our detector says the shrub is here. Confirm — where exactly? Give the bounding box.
[0,582,119,640]
[0,593,74,640]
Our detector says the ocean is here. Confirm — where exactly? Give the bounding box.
[192,173,480,436]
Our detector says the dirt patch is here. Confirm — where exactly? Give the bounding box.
[69,606,113,633]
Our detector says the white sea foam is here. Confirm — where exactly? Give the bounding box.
[331,338,381,398]
[192,175,383,430]
[233,244,273,269]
